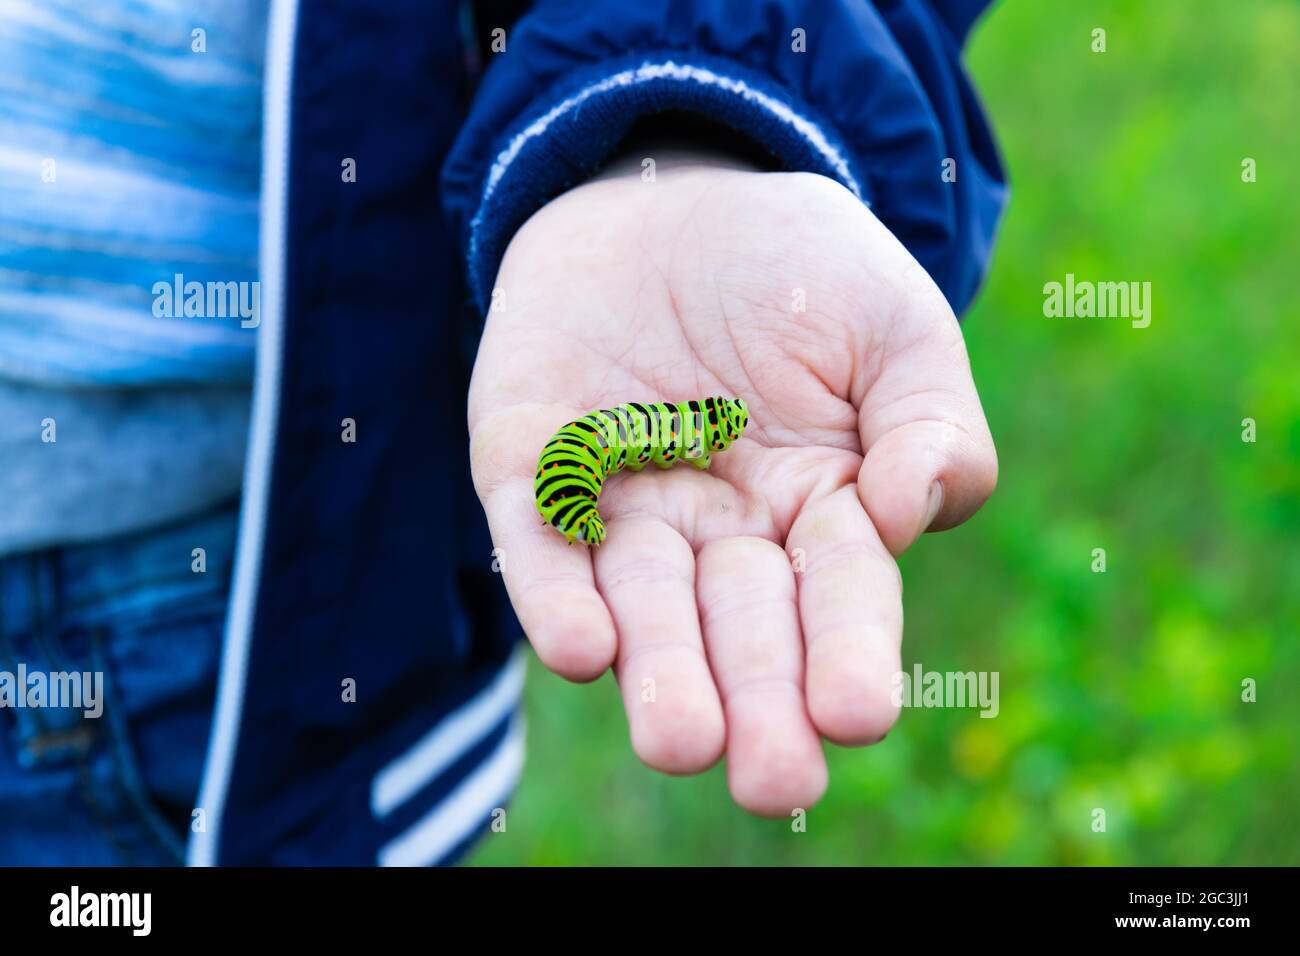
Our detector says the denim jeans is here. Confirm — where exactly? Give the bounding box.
[0,500,237,865]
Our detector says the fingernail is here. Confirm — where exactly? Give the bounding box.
[922,480,944,532]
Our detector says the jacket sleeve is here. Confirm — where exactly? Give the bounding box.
[441,0,1007,317]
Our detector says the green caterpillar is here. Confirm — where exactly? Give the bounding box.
[535,397,749,546]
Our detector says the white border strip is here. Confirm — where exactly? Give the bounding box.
[378,714,527,867]
[187,0,299,868]
[372,651,526,818]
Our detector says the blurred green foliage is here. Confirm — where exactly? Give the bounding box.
[471,0,1300,865]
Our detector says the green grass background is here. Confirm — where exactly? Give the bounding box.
[471,0,1300,865]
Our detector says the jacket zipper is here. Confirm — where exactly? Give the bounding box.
[187,0,299,868]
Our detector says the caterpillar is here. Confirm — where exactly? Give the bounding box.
[535,397,749,546]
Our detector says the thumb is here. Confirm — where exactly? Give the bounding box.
[855,280,998,557]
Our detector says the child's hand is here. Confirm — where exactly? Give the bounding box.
[468,150,997,815]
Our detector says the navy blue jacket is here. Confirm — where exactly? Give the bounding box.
[188,0,1006,866]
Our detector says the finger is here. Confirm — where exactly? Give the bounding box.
[789,484,903,745]
[855,275,998,557]
[593,516,726,774]
[696,536,827,816]
[471,409,617,682]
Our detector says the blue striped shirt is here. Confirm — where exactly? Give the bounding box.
[0,0,266,552]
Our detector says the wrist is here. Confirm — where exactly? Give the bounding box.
[593,143,764,182]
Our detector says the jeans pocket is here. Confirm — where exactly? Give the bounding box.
[0,584,225,864]
[0,625,101,770]
[99,596,226,811]
[0,502,237,864]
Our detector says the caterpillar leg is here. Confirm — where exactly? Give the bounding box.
[688,450,713,470]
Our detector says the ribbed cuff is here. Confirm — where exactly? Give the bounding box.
[462,52,869,313]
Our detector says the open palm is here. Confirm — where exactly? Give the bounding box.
[468,153,997,815]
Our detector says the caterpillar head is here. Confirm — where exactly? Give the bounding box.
[711,397,749,451]
[575,513,606,547]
